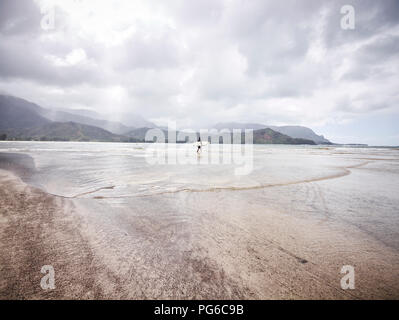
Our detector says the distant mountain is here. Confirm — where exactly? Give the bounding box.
[107,112,157,129]
[267,126,330,144]
[63,108,158,130]
[0,94,324,145]
[252,128,315,145]
[0,95,139,142]
[0,95,136,135]
[125,127,158,141]
[214,122,267,131]
[39,108,133,135]
[0,95,50,130]
[214,122,331,144]
[6,121,138,142]
[200,128,315,144]
[57,108,104,120]
[126,127,314,145]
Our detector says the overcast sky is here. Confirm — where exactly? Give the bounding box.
[0,0,398,145]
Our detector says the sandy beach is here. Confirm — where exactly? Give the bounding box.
[1,148,398,300]
[1,0,399,303]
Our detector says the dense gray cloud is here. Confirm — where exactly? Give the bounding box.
[0,0,398,144]
[0,0,41,35]
[323,0,399,48]
[115,33,183,70]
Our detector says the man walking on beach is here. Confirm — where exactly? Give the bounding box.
[197,137,202,154]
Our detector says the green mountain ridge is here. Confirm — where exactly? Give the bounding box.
[125,127,315,145]
[0,95,318,145]
[0,95,50,130]
[252,128,316,145]
[214,122,331,144]
[6,121,140,142]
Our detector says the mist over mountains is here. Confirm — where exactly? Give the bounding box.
[0,95,329,145]
[0,95,137,142]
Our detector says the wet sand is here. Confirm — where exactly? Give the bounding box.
[0,153,399,299]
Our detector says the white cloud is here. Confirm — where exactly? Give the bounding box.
[0,0,398,144]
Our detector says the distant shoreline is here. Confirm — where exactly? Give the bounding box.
[2,140,399,148]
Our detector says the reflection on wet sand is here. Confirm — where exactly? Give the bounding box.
[0,143,399,299]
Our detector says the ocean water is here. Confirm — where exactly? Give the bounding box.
[0,143,398,231]
[1,141,399,247]
[1,141,399,298]
[2,141,398,198]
